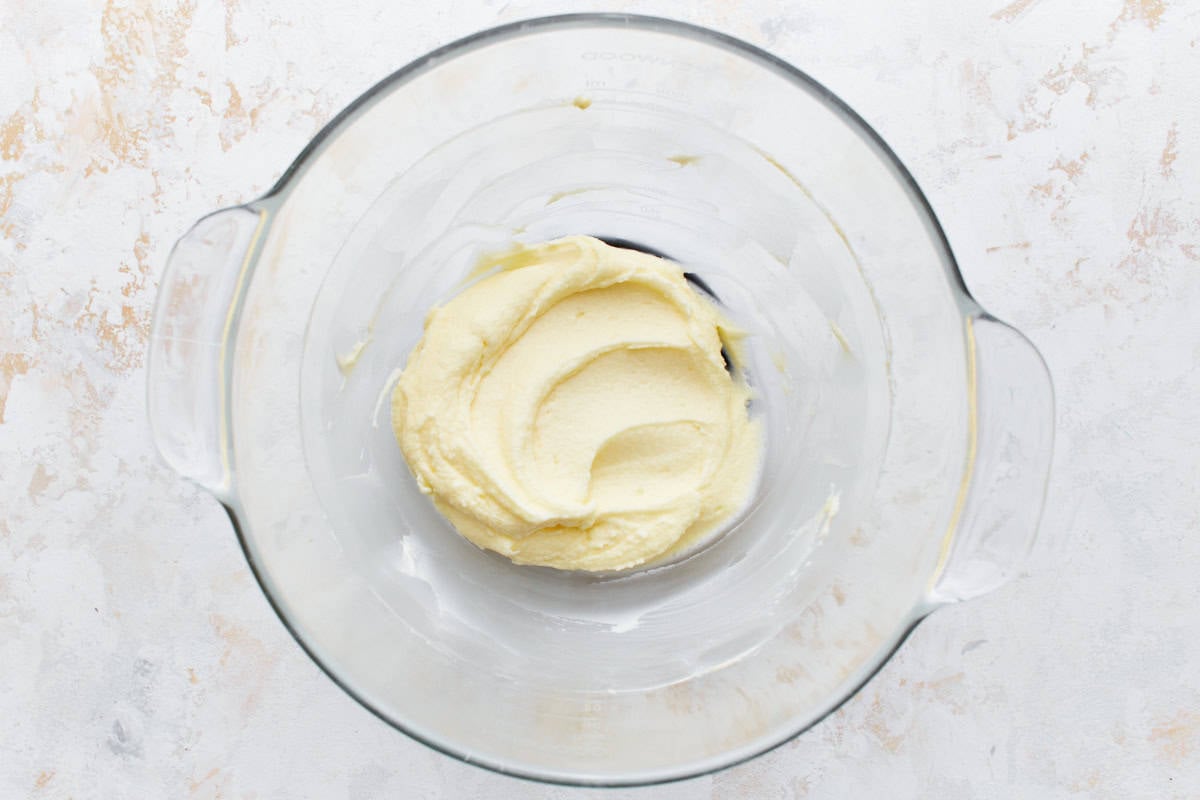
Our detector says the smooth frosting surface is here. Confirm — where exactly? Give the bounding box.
[391,235,760,571]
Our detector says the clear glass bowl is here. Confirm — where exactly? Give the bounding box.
[147,14,1053,786]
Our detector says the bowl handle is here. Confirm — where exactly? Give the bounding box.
[146,205,266,498]
[929,314,1055,604]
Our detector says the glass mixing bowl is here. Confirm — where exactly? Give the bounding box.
[147,14,1053,786]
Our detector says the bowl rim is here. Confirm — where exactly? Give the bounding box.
[234,11,976,788]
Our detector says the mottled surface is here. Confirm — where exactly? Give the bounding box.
[1,1,1197,797]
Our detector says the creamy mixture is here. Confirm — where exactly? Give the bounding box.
[391,235,761,571]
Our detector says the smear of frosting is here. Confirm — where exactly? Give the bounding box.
[390,235,761,571]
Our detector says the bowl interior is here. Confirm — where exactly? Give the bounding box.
[300,96,891,692]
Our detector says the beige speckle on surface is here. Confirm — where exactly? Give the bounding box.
[990,0,1043,23]
[1150,711,1200,766]
[1160,123,1179,177]
[0,112,26,161]
[1,1,1198,797]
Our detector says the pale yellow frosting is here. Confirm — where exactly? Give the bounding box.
[391,235,761,571]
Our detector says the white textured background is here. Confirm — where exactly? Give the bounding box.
[2,1,1198,797]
